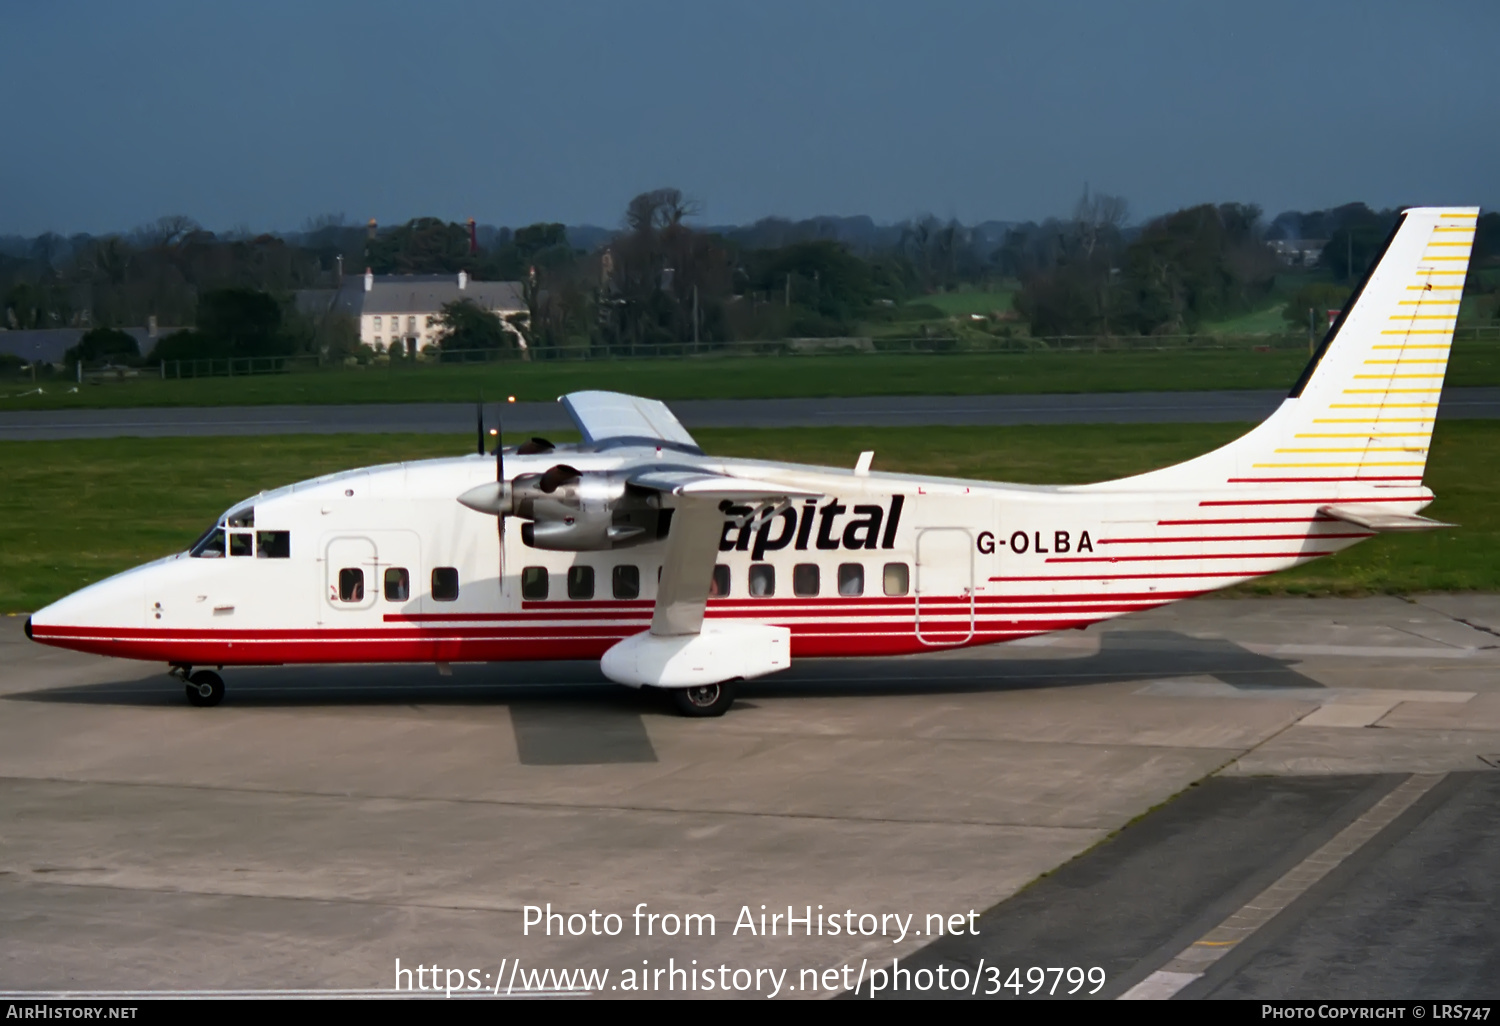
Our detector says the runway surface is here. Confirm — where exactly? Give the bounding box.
[2,386,1499,440]
[2,594,1498,999]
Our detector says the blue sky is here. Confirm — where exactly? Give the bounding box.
[3,0,1496,235]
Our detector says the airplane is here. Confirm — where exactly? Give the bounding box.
[25,207,1478,716]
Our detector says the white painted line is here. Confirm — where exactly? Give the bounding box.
[1241,642,1487,660]
[1117,773,1444,1000]
[1119,970,1202,1000]
[1137,680,1474,706]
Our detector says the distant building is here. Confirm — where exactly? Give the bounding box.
[298,271,526,353]
[0,324,179,366]
[1269,239,1327,267]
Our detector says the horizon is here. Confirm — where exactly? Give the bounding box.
[0,200,1415,247]
[3,1,1497,237]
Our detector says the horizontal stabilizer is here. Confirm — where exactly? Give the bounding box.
[629,469,822,502]
[1319,503,1455,532]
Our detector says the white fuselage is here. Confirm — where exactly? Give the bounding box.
[27,448,1400,667]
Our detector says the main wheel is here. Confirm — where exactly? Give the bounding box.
[670,680,736,718]
[185,670,225,708]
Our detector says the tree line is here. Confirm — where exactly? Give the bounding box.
[3,194,1496,368]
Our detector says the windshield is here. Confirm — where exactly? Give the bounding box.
[190,526,226,558]
[189,503,253,557]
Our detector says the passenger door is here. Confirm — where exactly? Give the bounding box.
[323,536,377,613]
[915,528,975,645]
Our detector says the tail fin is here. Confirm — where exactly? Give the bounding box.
[1090,206,1478,491]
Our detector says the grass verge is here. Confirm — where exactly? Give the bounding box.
[3,339,1497,410]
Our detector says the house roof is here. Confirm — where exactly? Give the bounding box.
[0,326,176,365]
[299,275,525,319]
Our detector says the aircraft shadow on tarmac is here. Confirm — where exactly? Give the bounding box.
[8,630,1321,766]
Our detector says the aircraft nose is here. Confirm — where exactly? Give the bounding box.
[24,617,33,640]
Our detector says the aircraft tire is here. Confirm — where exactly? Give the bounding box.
[185,671,225,708]
[670,680,736,718]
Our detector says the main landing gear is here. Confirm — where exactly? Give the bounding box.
[171,665,224,708]
[670,680,737,718]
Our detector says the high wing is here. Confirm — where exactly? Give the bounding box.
[464,390,823,687]
[560,390,701,453]
[555,390,821,637]
[628,468,821,503]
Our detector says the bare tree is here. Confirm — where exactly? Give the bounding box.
[1072,185,1129,260]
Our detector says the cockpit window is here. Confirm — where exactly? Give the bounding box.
[226,506,255,528]
[257,531,291,558]
[229,532,253,557]
[190,527,226,558]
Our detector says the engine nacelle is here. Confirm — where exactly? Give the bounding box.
[459,465,668,551]
[521,511,646,551]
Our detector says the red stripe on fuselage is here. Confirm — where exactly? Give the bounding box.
[1046,550,1337,564]
[1099,533,1370,545]
[1199,495,1426,507]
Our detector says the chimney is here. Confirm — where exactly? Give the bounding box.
[364,268,374,292]
[458,270,468,290]
[367,218,378,240]
[467,217,477,255]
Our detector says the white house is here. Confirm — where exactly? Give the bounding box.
[302,271,526,353]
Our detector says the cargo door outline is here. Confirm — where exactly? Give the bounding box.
[915,527,974,645]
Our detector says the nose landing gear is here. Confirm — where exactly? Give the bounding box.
[170,665,225,707]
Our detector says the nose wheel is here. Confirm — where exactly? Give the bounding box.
[670,680,737,717]
[185,670,225,708]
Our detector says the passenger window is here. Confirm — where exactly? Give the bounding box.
[568,565,595,600]
[748,564,775,597]
[838,563,864,597]
[191,527,225,558]
[338,568,364,602]
[522,566,549,600]
[256,531,290,558]
[229,532,253,557]
[793,564,819,597]
[432,567,460,602]
[612,565,640,599]
[883,562,910,597]
[710,564,730,598]
[384,568,410,601]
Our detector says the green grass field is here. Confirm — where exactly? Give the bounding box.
[5,337,1497,411]
[1200,303,1290,335]
[3,421,1494,614]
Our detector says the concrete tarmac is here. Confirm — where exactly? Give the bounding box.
[2,386,1499,440]
[1,595,1498,999]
